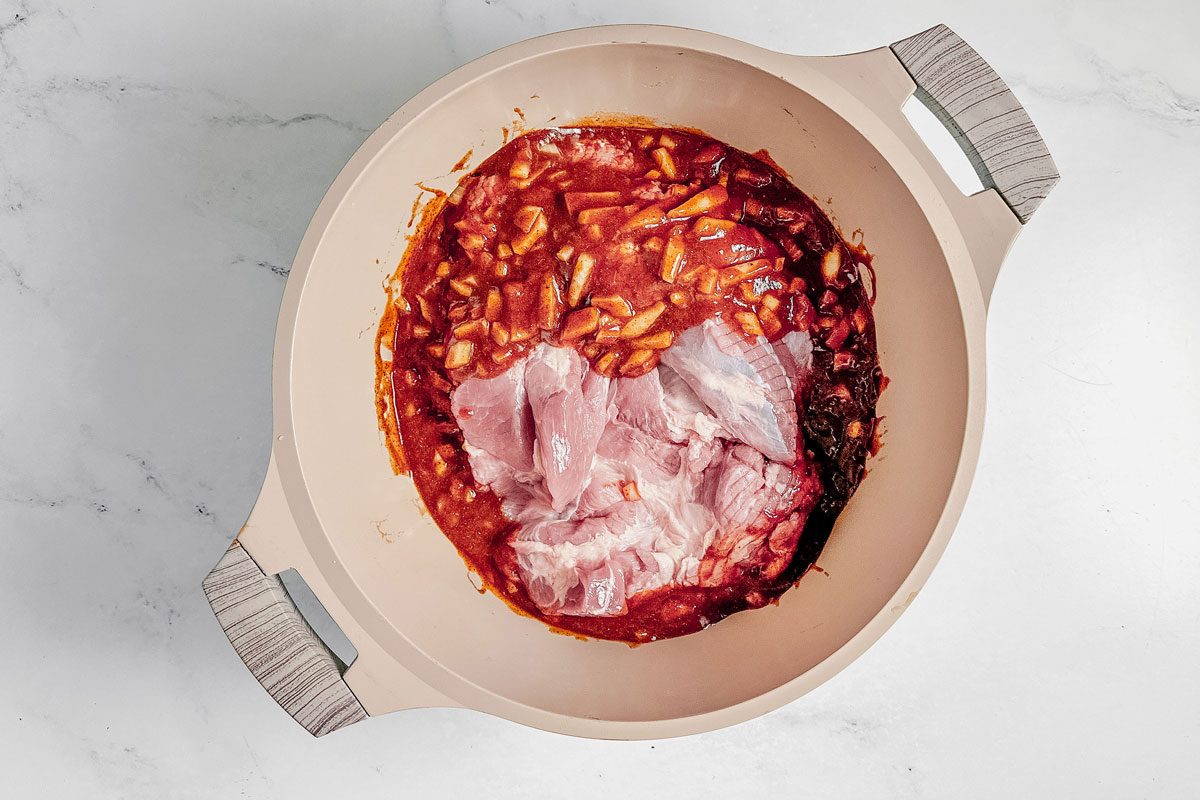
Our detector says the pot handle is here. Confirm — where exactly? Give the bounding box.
[891,24,1059,223]
[203,539,368,736]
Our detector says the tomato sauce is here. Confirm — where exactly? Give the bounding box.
[382,126,883,643]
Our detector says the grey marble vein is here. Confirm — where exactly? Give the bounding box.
[207,110,372,136]
[1014,53,1200,130]
[0,0,32,68]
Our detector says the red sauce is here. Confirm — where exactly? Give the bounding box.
[382,126,883,643]
[450,149,473,172]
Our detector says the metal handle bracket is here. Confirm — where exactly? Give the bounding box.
[203,539,368,737]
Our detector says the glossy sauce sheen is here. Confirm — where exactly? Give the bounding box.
[390,127,883,643]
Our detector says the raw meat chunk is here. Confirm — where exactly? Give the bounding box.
[523,345,611,512]
[452,335,819,619]
[698,446,822,587]
[661,318,799,462]
[451,362,535,475]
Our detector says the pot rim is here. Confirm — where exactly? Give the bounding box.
[268,23,993,738]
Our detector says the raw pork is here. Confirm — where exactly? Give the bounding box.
[523,346,611,512]
[660,319,800,463]
[451,320,819,618]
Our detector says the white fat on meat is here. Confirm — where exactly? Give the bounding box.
[557,134,638,174]
[462,173,507,213]
[451,324,818,618]
[658,365,727,442]
[772,329,815,399]
[660,318,805,463]
[612,369,725,444]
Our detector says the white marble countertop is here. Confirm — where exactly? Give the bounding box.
[2,0,1198,796]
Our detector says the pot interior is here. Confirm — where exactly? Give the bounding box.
[286,41,969,721]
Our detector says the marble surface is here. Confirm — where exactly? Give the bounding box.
[2,0,1198,796]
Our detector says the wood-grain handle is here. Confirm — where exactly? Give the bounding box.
[891,24,1059,223]
[203,539,368,736]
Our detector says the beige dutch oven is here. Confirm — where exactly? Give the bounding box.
[203,24,1057,739]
